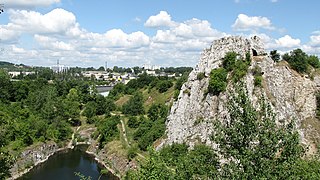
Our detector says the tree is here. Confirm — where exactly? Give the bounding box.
[97,116,119,147]
[83,101,97,120]
[211,82,304,179]
[147,104,168,122]
[95,95,109,115]
[62,88,81,126]
[97,66,105,71]
[156,80,173,93]
[0,69,12,103]
[122,92,144,116]
[283,49,308,73]
[307,55,320,68]
[0,151,13,179]
[127,116,140,128]
[270,50,280,62]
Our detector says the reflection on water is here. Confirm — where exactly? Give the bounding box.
[18,145,118,180]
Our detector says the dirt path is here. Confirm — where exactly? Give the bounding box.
[120,119,130,147]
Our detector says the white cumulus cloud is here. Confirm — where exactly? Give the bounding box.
[34,34,74,51]
[144,11,175,28]
[232,14,274,31]
[7,8,76,34]
[275,35,301,48]
[310,35,320,47]
[0,25,20,43]
[84,29,150,49]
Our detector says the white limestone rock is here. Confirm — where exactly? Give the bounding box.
[162,36,318,149]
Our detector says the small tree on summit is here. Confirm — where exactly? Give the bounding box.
[282,49,308,73]
[270,50,280,62]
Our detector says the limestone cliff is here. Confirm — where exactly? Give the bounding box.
[162,36,320,152]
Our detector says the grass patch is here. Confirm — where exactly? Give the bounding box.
[115,95,131,107]
[143,86,175,111]
[105,140,127,157]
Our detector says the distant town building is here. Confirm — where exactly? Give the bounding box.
[51,64,70,73]
[145,70,156,75]
[142,64,160,70]
[9,71,35,77]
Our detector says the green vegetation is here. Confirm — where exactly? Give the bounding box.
[222,51,237,71]
[282,48,320,73]
[208,68,228,95]
[122,92,145,116]
[270,50,280,62]
[254,75,263,87]
[0,67,122,178]
[156,80,173,93]
[196,72,205,80]
[252,65,263,87]
[124,103,169,151]
[174,72,189,100]
[96,116,120,148]
[208,51,251,96]
[316,93,320,119]
[282,49,308,73]
[212,83,305,178]
[0,61,191,178]
[129,82,320,179]
[308,55,320,68]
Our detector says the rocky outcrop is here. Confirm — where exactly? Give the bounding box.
[163,36,319,150]
[9,142,60,179]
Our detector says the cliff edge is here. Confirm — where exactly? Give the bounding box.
[162,36,320,153]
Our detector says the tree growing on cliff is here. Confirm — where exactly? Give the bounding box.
[211,82,305,179]
[282,49,308,73]
[270,50,280,62]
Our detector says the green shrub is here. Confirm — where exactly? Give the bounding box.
[254,75,263,87]
[232,60,249,82]
[97,115,120,148]
[122,92,144,116]
[208,68,228,95]
[156,80,173,93]
[183,89,191,96]
[197,72,205,80]
[128,116,140,128]
[252,65,262,76]
[147,103,168,122]
[222,52,237,71]
[270,50,280,62]
[138,119,166,150]
[307,55,320,68]
[127,146,138,160]
[173,89,180,100]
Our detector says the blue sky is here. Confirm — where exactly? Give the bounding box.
[0,0,320,68]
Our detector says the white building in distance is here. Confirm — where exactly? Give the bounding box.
[142,64,160,70]
[51,64,69,73]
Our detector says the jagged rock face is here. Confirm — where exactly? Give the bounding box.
[9,142,59,178]
[163,36,318,149]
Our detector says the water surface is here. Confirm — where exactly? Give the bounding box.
[18,146,118,180]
